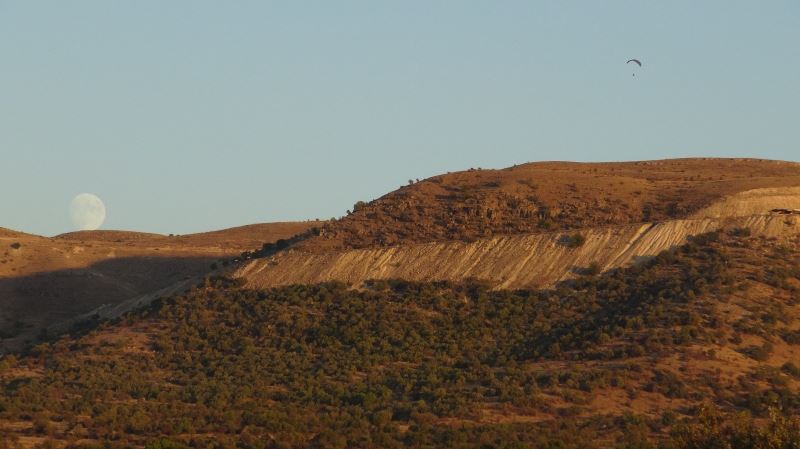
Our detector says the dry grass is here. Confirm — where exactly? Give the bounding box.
[0,221,318,351]
[301,158,800,251]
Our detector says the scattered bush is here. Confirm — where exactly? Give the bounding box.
[782,362,800,378]
[561,232,587,248]
[729,227,751,237]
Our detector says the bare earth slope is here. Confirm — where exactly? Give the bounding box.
[301,158,800,251]
[0,221,317,349]
[239,213,800,290]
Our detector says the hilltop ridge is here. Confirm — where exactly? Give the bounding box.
[54,222,318,250]
[299,158,800,251]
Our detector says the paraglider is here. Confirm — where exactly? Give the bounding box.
[627,59,642,76]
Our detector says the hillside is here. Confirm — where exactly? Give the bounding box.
[0,228,38,239]
[1,231,799,447]
[0,222,318,351]
[238,213,800,290]
[299,158,800,251]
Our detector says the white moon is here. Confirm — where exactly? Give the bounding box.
[69,193,106,231]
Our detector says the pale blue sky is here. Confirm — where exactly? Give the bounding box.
[1,1,798,236]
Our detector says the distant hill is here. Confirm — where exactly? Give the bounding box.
[300,158,800,251]
[54,229,166,242]
[55,222,318,250]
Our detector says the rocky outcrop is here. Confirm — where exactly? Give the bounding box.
[691,187,800,219]
[237,213,799,290]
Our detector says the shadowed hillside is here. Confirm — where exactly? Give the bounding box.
[0,222,319,351]
[0,255,215,351]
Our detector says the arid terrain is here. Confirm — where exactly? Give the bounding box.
[1,158,800,448]
[238,159,800,290]
[0,222,318,351]
[299,158,800,251]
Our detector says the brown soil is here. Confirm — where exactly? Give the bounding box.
[0,221,318,350]
[238,214,800,291]
[54,222,320,251]
[301,158,800,251]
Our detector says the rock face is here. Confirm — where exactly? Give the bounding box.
[237,213,800,290]
[691,187,800,218]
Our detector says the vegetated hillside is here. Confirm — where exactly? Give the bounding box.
[0,222,318,351]
[298,158,800,251]
[239,213,800,290]
[1,231,799,448]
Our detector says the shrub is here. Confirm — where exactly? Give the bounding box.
[584,262,601,276]
[782,362,800,378]
[561,233,587,248]
[730,227,751,237]
[670,407,800,449]
[744,341,773,361]
[353,201,367,212]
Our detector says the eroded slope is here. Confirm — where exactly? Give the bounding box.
[239,213,800,290]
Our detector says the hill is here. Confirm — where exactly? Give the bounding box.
[1,231,799,447]
[54,222,318,251]
[0,221,319,351]
[234,158,800,295]
[299,158,800,251]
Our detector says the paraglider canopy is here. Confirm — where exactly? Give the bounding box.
[627,59,642,77]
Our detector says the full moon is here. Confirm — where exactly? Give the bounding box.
[69,193,106,231]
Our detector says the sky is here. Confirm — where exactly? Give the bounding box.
[1,1,799,236]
